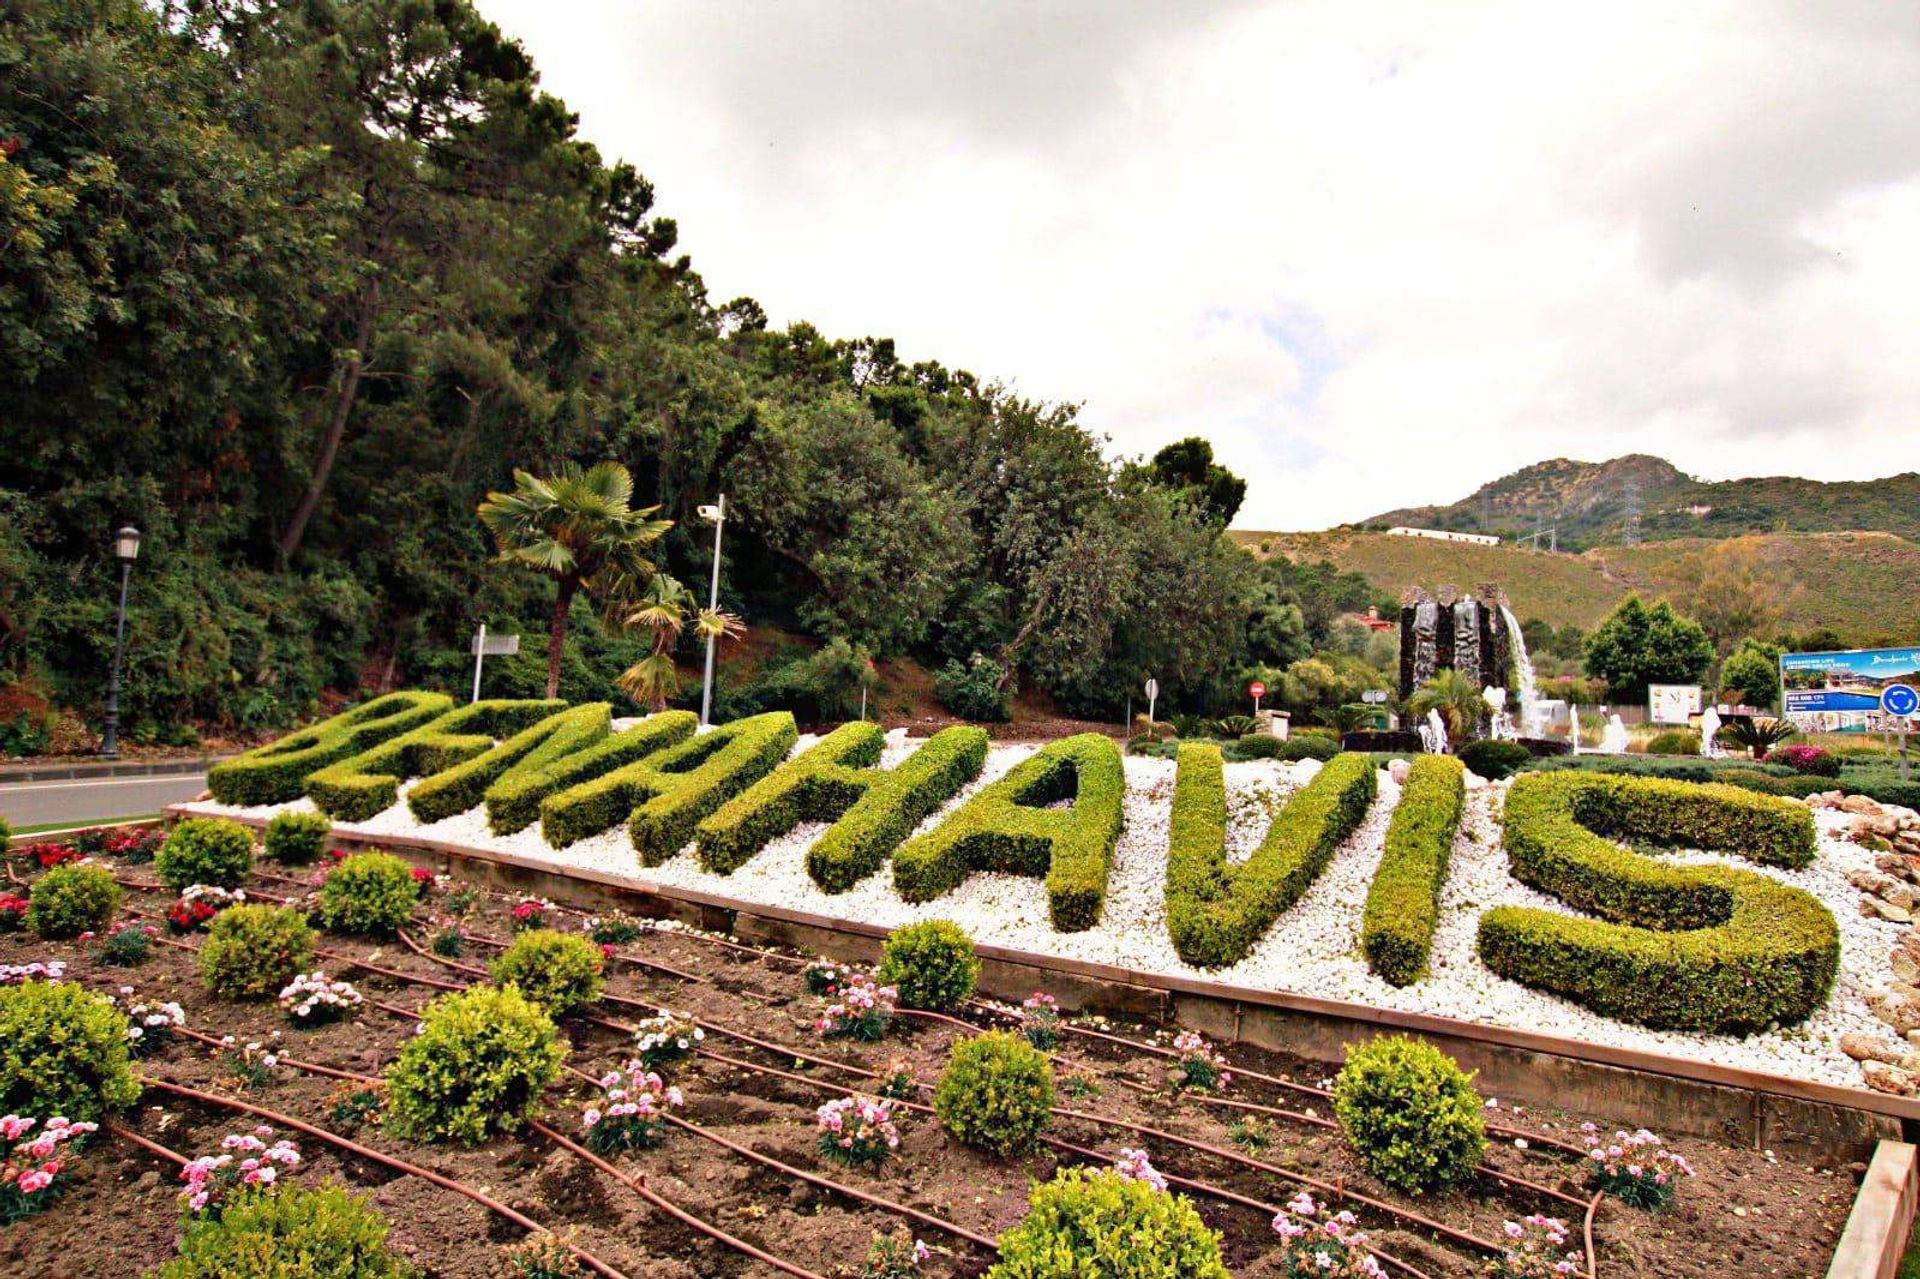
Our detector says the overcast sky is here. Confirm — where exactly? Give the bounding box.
[479,0,1920,530]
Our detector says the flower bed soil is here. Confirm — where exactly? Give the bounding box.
[0,847,1865,1278]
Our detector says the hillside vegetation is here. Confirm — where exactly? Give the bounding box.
[1235,529,1920,645]
[1365,454,1920,549]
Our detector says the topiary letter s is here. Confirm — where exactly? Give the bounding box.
[1477,771,1836,1032]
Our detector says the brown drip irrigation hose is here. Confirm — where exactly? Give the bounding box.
[138,1075,632,1279]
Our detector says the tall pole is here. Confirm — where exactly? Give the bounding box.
[101,560,132,759]
[700,494,726,727]
[471,623,487,704]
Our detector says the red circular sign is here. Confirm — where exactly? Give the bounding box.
[1248,681,1267,699]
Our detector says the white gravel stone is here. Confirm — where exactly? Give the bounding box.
[175,744,1897,1087]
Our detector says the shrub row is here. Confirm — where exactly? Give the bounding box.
[1341,729,1422,754]
[541,711,798,860]
[305,699,563,821]
[207,691,453,805]
[406,703,609,824]
[1456,739,1529,781]
[484,709,694,835]
[695,722,988,887]
[1360,755,1464,986]
[892,733,1124,932]
[1166,748,1376,968]
[1477,771,1839,1031]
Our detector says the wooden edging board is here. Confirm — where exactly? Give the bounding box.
[1828,1140,1919,1279]
[168,803,1920,1161]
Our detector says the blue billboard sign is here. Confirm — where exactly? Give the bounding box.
[1781,646,1920,727]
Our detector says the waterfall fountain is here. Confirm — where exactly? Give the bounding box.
[1498,604,1542,739]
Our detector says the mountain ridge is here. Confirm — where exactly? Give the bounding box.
[1361,454,1920,548]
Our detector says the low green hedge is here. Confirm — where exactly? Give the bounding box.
[305,699,562,821]
[695,722,987,887]
[892,733,1124,932]
[1477,771,1838,1031]
[1361,756,1464,985]
[207,691,453,805]
[483,709,693,835]
[407,703,608,824]
[1166,748,1375,968]
[539,711,797,860]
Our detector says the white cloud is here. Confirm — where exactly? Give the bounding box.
[480,0,1920,528]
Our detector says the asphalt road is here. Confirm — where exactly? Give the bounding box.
[0,773,209,830]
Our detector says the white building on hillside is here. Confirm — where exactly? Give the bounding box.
[1385,526,1501,546]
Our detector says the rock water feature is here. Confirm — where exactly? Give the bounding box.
[1397,584,1513,702]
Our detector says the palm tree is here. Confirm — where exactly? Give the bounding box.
[477,463,672,698]
[1407,669,1486,749]
[614,574,745,712]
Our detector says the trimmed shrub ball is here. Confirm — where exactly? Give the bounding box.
[934,1031,1053,1155]
[0,980,140,1123]
[878,919,980,1011]
[156,817,255,891]
[316,852,418,936]
[987,1167,1229,1279]
[27,862,121,939]
[488,929,605,1016]
[264,810,332,865]
[200,905,315,1000]
[160,1184,408,1278]
[1456,739,1531,781]
[386,984,565,1143]
[1333,1035,1486,1194]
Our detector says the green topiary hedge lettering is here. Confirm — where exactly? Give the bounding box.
[207,691,453,805]
[1361,756,1464,986]
[539,712,798,861]
[408,703,611,825]
[1165,748,1376,968]
[694,722,988,887]
[1476,771,1837,1031]
[482,709,694,835]
[305,699,564,821]
[891,733,1123,932]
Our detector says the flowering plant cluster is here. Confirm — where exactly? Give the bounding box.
[587,913,646,946]
[804,957,854,995]
[428,915,467,957]
[1579,1124,1692,1211]
[816,974,897,1041]
[631,1009,704,1069]
[278,971,365,1025]
[409,866,435,894]
[179,1126,302,1216]
[876,1058,918,1101]
[0,960,66,985]
[0,893,28,933]
[1492,1215,1583,1278]
[1020,992,1062,1050]
[13,842,78,870]
[862,1229,931,1278]
[168,884,244,932]
[510,897,556,931]
[95,826,165,862]
[1172,1030,1231,1091]
[1,1115,97,1225]
[117,989,186,1056]
[816,1095,901,1168]
[219,1034,281,1089]
[1110,1147,1169,1192]
[580,1062,681,1153]
[100,921,159,966]
[1270,1192,1386,1279]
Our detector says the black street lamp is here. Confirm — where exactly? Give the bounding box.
[99,526,141,759]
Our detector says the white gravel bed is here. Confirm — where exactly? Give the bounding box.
[173,743,1899,1087]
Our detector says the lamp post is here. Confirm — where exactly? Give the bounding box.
[100,526,141,759]
[696,496,726,727]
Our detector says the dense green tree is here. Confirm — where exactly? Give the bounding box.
[1138,437,1247,527]
[1582,596,1713,704]
[1719,638,1782,710]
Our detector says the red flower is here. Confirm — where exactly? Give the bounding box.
[14,843,77,870]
